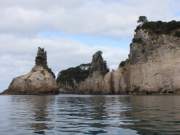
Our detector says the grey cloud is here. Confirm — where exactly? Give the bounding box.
[0,0,176,37]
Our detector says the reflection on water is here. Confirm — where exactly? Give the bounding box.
[0,95,180,135]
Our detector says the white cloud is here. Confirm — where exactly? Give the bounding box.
[0,0,176,37]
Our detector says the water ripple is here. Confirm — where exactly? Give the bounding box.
[0,95,180,135]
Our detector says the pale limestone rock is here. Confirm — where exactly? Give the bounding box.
[121,23,180,94]
[57,20,180,94]
[78,21,180,94]
[79,72,105,94]
[2,48,58,95]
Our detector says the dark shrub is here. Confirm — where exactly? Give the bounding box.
[133,38,143,43]
[136,20,180,35]
[56,64,90,87]
[119,59,129,68]
[138,16,148,24]
[174,31,180,37]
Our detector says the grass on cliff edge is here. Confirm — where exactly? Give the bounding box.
[136,20,180,36]
[56,64,90,87]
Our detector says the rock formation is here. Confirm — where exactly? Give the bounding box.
[2,47,59,95]
[78,51,109,94]
[57,18,180,94]
[89,51,109,76]
[56,64,90,93]
[57,51,109,94]
[122,20,180,94]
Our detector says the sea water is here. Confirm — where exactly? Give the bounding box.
[0,95,180,135]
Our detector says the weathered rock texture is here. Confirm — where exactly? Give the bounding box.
[2,47,59,95]
[77,51,110,94]
[57,51,110,94]
[124,21,180,94]
[57,20,180,94]
[89,51,109,76]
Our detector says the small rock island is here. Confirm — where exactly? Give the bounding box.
[1,47,59,95]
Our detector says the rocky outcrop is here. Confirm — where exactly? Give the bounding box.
[57,51,109,94]
[89,51,109,76]
[122,20,180,94]
[78,51,109,94]
[57,18,180,94]
[56,64,90,93]
[2,47,59,95]
[77,51,110,94]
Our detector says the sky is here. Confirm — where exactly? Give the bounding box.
[0,0,180,91]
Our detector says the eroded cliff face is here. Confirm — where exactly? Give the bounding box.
[57,20,180,94]
[57,51,110,94]
[78,51,110,94]
[125,21,180,94]
[2,47,59,95]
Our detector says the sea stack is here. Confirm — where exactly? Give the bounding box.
[2,47,59,95]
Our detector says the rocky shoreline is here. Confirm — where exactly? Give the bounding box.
[2,17,180,95]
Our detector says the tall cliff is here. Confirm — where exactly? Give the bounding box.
[124,20,180,94]
[57,19,180,94]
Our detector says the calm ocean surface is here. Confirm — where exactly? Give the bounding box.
[0,95,180,135]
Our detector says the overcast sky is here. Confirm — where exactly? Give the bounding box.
[0,0,180,91]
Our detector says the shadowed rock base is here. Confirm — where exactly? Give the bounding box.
[1,89,59,95]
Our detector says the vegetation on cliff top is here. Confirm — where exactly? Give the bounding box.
[136,19,180,36]
[119,59,129,68]
[56,64,90,87]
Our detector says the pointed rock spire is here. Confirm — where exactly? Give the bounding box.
[35,47,47,67]
[89,51,109,76]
